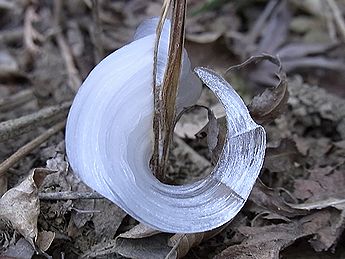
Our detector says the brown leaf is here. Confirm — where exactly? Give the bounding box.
[293,166,345,202]
[168,223,228,258]
[291,165,345,251]
[0,238,35,259]
[92,199,127,241]
[115,234,175,259]
[249,181,307,218]
[83,223,168,258]
[264,138,303,173]
[117,223,160,239]
[215,210,335,259]
[205,108,218,154]
[227,54,289,124]
[0,174,7,197]
[36,230,55,252]
[0,169,49,248]
[196,116,226,165]
[249,70,288,124]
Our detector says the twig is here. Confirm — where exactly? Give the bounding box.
[0,121,66,176]
[246,0,280,46]
[0,89,35,113]
[323,0,337,41]
[0,101,71,142]
[91,0,104,63]
[326,0,345,41]
[53,0,82,92]
[0,28,23,44]
[72,208,101,213]
[24,5,43,55]
[39,191,103,200]
[174,136,212,170]
[0,0,16,10]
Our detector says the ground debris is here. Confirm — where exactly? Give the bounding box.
[0,0,345,258]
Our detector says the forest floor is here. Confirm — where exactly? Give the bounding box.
[1,0,345,258]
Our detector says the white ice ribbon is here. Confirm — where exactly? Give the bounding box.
[65,18,266,233]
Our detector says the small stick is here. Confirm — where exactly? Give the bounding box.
[91,0,104,63]
[326,0,345,41]
[246,0,280,45]
[0,28,23,44]
[0,89,35,113]
[0,121,66,176]
[0,101,71,142]
[54,0,82,92]
[39,191,103,200]
[24,5,43,55]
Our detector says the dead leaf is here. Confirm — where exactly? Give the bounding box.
[227,54,289,124]
[250,65,288,123]
[293,166,345,202]
[215,210,335,258]
[83,224,172,258]
[289,197,345,211]
[0,168,50,248]
[291,165,345,251]
[92,199,127,241]
[115,234,175,259]
[0,174,7,197]
[0,238,35,259]
[264,138,303,173]
[168,223,229,258]
[196,116,226,165]
[36,230,55,252]
[0,219,15,253]
[249,181,307,218]
[118,223,161,239]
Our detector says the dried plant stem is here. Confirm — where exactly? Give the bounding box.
[39,191,103,200]
[174,136,211,170]
[246,0,280,45]
[152,0,187,182]
[151,0,172,181]
[0,89,34,113]
[54,0,82,92]
[91,0,104,63]
[326,0,345,41]
[0,121,65,176]
[55,32,82,92]
[0,28,23,44]
[0,101,71,142]
[24,5,43,55]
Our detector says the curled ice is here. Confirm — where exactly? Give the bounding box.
[65,18,266,233]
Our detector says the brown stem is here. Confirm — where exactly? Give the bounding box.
[39,191,103,200]
[0,121,66,176]
[152,0,187,182]
[0,101,71,142]
[159,0,187,180]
